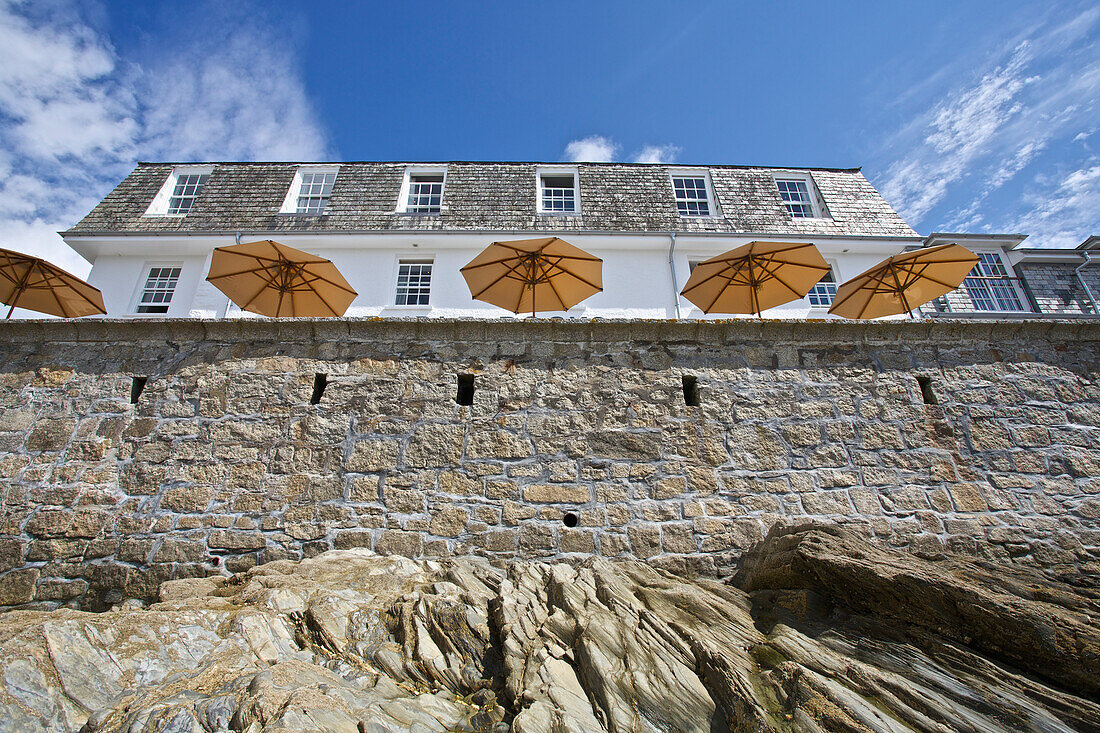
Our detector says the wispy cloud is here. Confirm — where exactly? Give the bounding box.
[0,0,329,277]
[871,4,1100,243]
[633,144,680,164]
[563,135,619,162]
[1008,165,1100,248]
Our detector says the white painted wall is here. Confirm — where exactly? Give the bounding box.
[70,232,921,320]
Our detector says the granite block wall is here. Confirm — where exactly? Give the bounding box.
[0,319,1098,610]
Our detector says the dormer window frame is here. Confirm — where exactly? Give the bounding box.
[774,172,829,219]
[279,165,340,215]
[669,168,720,218]
[536,166,581,215]
[143,166,215,217]
[396,165,448,215]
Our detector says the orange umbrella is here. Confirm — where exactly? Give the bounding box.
[828,243,979,319]
[680,241,830,315]
[0,248,105,319]
[206,240,357,318]
[460,237,602,316]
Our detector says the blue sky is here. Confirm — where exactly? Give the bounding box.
[1,0,1097,274]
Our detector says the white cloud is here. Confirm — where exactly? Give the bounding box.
[563,137,682,164]
[0,0,329,290]
[1008,165,1100,248]
[633,144,680,164]
[872,5,1100,236]
[878,43,1036,224]
[563,135,619,162]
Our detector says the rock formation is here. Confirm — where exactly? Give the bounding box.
[0,525,1096,732]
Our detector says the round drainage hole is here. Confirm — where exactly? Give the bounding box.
[562,512,579,528]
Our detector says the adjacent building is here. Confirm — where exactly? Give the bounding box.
[62,161,1099,319]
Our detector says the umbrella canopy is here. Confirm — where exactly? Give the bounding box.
[679,241,831,315]
[206,240,357,318]
[0,247,106,319]
[460,237,602,316]
[828,243,979,319]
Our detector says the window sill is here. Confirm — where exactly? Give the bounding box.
[141,213,187,219]
[276,212,328,217]
[384,305,433,311]
[392,211,442,217]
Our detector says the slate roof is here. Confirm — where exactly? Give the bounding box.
[66,162,919,238]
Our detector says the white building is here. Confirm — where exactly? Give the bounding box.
[61,161,1097,319]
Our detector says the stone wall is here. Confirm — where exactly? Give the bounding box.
[0,318,1098,610]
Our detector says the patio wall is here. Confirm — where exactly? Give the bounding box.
[0,318,1098,609]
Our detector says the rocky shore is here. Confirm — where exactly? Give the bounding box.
[0,524,1096,732]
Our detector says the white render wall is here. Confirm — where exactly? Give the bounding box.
[73,232,920,320]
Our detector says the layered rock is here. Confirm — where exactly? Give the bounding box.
[0,526,1095,731]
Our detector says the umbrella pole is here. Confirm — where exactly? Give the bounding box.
[6,267,32,319]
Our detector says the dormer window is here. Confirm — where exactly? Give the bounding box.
[296,172,336,213]
[538,169,579,213]
[280,166,339,215]
[670,171,717,217]
[398,167,447,214]
[775,174,827,218]
[144,166,214,217]
[167,174,208,214]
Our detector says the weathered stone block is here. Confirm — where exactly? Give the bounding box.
[522,484,590,504]
[346,439,400,472]
[384,488,424,513]
[561,529,595,553]
[405,424,464,468]
[628,524,661,558]
[207,530,266,550]
[589,430,661,460]
[466,430,531,459]
[333,530,374,549]
[0,568,39,605]
[519,525,556,554]
[651,476,687,500]
[154,538,208,564]
[661,524,696,554]
[160,485,214,513]
[430,506,468,537]
[375,530,422,556]
[25,418,75,451]
[24,509,71,537]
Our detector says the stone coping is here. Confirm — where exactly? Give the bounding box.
[1,317,1098,346]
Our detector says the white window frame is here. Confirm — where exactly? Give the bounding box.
[962,251,1028,312]
[806,260,839,309]
[773,173,828,219]
[669,169,719,217]
[392,257,435,307]
[144,166,214,217]
[536,167,581,214]
[130,262,184,315]
[396,166,447,214]
[279,165,340,215]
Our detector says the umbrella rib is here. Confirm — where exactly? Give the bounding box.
[471,256,530,300]
[754,257,805,297]
[42,265,74,318]
[240,271,280,311]
[297,272,342,316]
[542,259,568,310]
[828,279,866,313]
[541,254,602,292]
